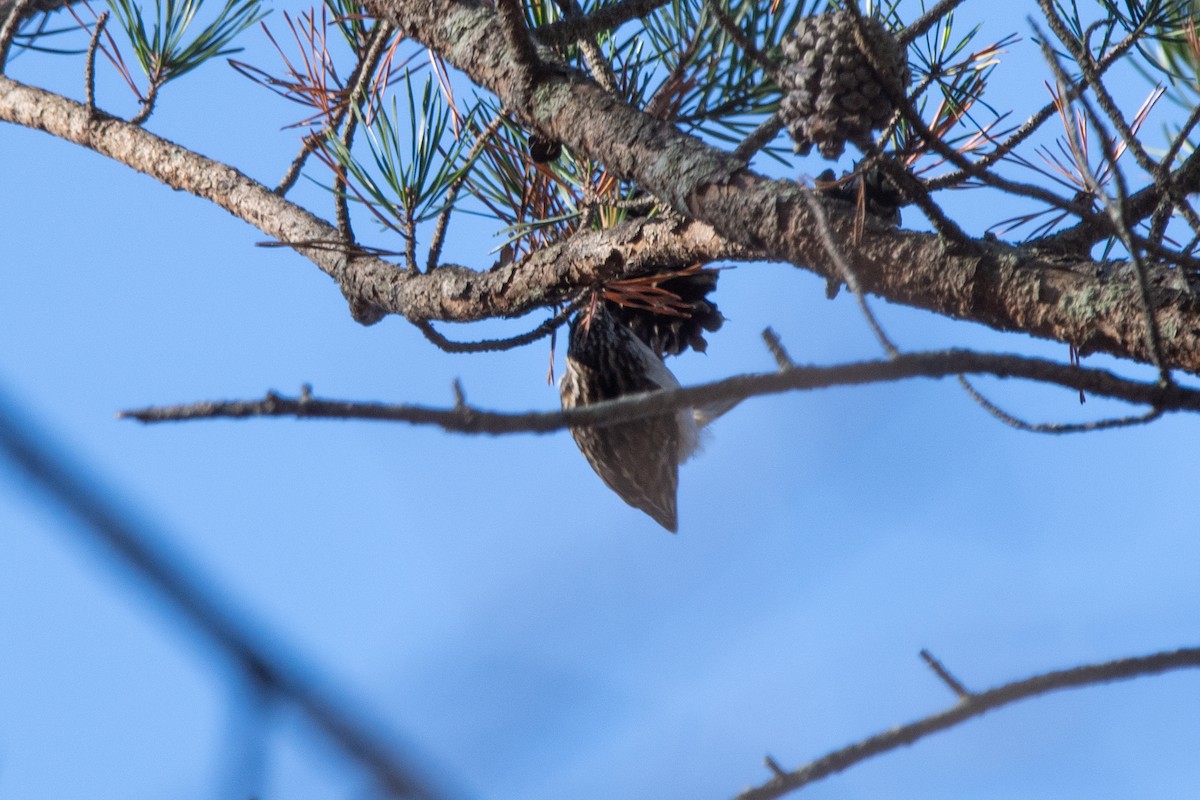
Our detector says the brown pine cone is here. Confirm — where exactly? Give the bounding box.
[779,11,910,159]
[606,269,724,357]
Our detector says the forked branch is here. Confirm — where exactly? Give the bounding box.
[119,349,1198,429]
[736,645,1200,800]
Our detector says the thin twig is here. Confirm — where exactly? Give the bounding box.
[1148,102,1200,243]
[735,646,1200,800]
[763,756,788,779]
[798,187,900,359]
[427,111,505,270]
[1163,153,1200,237]
[336,22,394,243]
[732,114,783,165]
[412,297,581,353]
[118,349,1191,430]
[276,21,395,197]
[84,9,107,112]
[1032,21,1171,385]
[958,375,1163,434]
[0,0,30,70]
[919,649,972,698]
[760,327,794,370]
[897,0,968,47]
[555,0,619,94]
[276,136,317,197]
[534,0,671,47]
[702,0,774,73]
[127,78,158,126]
[1099,192,1169,384]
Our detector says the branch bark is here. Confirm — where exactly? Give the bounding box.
[4,3,1200,372]
[362,0,1200,374]
[736,646,1200,800]
[119,349,1197,430]
[0,73,747,322]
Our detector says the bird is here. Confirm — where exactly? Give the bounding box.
[559,301,702,532]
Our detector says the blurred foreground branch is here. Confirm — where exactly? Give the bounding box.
[0,384,445,800]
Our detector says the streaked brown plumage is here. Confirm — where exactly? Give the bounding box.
[560,303,699,532]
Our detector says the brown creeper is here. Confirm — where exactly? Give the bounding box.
[560,303,701,532]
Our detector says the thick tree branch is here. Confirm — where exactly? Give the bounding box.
[362,0,1200,374]
[0,73,747,322]
[119,349,1197,429]
[534,0,672,46]
[5,5,1200,371]
[494,0,541,81]
[736,645,1200,800]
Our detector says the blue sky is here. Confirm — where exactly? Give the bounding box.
[2,3,1199,799]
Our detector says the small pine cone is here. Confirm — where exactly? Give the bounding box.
[779,11,909,159]
[608,269,724,357]
[815,165,904,227]
[560,303,700,532]
[528,133,562,163]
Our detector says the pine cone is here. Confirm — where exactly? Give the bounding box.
[606,268,724,357]
[779,11,909,159]
[528,133,562,163]
[815,165,904,227]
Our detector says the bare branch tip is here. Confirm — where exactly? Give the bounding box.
[760,327,795,370]
[0,0,33,69]
[919,648,972,698]
[763,755,788,779]
[85,10,109,112]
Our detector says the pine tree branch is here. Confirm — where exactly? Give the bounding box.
[735,645,1200,800]
[534,0,671,46]
[362,0,1200,375]
[0,72,748,322]
[0,0,30,67]
[6,2,1200,371]
[119,349,1198,429]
